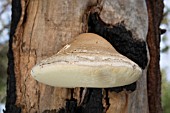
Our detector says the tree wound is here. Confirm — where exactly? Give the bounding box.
[86,8,148,94]
[88,12,148,70]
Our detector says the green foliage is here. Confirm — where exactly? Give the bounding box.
[161,3,170,113]
[161,5,170,53]
[161,45,169,53]
[161,69,170,113]
[0,43,8,103]
[161,35,170,53]
[0,0,11,105]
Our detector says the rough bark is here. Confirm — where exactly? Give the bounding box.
[146,0,164,113]
[5,0,22,112]
[5,0,164,113]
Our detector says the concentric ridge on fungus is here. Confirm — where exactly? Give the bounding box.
[31,33,142,88]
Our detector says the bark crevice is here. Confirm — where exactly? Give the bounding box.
[5,0,22,112]
[146,0,164,113]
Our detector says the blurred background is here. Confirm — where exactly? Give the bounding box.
[160,1,170,113]
[0,0,170,113]
[0,0,11,112]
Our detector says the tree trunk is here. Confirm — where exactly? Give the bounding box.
[5,0,163,113]
[146,1,164,113]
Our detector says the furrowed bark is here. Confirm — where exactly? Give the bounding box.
[5,0,164,113]
[146,0,164,113]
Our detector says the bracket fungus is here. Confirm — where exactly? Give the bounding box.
[31,33,142,88]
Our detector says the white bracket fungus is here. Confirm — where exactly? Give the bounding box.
[31,33,142,88]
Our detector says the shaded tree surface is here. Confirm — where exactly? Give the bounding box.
[5,0,163,113]
[146,1,164,113]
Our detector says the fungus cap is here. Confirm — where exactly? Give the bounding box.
[31,33,142,88]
